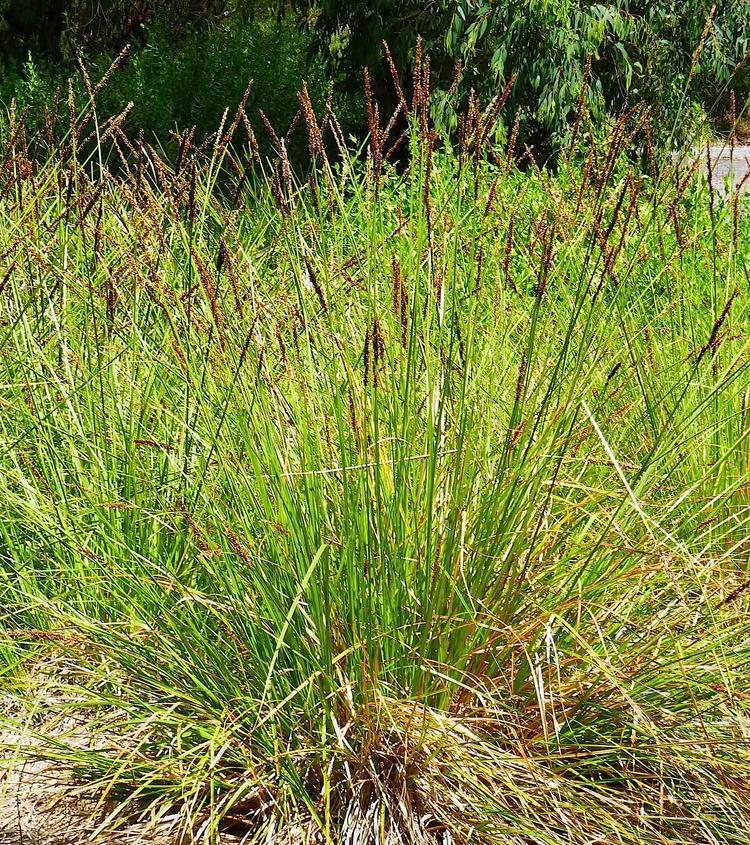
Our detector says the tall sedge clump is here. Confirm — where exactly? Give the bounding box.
[0,47,749,845]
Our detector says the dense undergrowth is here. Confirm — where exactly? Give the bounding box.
[1,58,750,844]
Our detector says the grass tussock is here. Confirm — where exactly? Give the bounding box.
[1,55,750,844]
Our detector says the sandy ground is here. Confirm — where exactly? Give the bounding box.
[0,680,179,845]
[1,723,114,844]
[0,726,177,845]
[0,667,306,845]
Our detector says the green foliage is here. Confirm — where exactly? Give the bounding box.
[293,0,750,150]
[293,1,449,87]
[1,1,747,156]
[89,16,335,154]
[449,1,750,146]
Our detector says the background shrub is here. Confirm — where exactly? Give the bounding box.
[292,0,750,152]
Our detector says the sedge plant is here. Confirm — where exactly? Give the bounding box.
[0,54,749,844]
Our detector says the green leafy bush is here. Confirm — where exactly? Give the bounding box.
[91,16,332,152]
[450,1,750,147]
[293,0,750,151]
